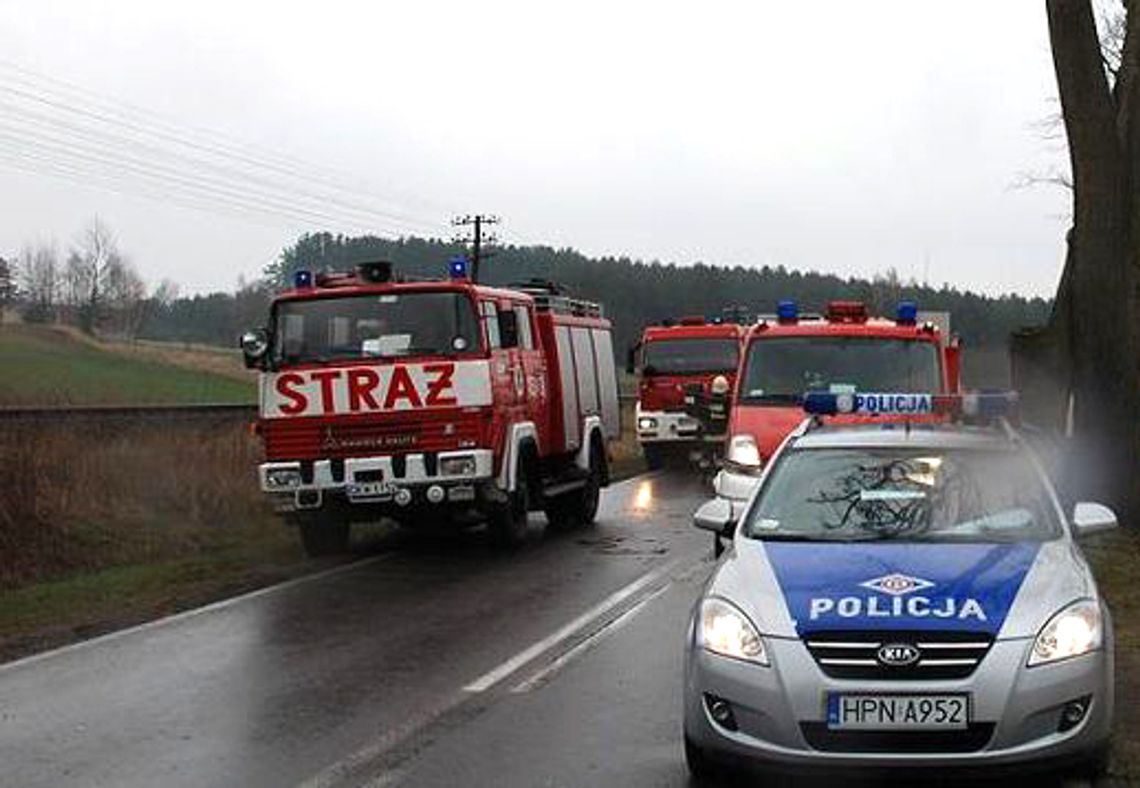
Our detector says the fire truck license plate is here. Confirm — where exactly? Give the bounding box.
[347,481,398,499]
[827,693,968,731]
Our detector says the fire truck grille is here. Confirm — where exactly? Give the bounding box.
[804,630,993,680]
[262,412,484,461]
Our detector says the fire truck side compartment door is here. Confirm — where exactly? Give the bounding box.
[591,328,620,439]
[555,325,580,450]
[571,327,600,419]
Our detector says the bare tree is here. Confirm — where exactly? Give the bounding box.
[0,257,14,321]
[103,256,147,338]
[70,217,122,334]
[18,244,59,323]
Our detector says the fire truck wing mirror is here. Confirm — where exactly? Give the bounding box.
[241,328,270,369]
[625,345,636,375]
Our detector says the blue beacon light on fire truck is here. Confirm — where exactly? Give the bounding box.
[449,256,469,279]
[294,269,314,289]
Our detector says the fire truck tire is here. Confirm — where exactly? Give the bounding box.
[490,468,531,548]
[292,512,351,557]
[545,442,604,529]
[643,444,665,471]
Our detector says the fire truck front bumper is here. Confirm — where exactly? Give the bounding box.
[260,449,495,512]
[635,405,703,444]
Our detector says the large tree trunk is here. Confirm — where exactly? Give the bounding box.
[1046,0,1137,512]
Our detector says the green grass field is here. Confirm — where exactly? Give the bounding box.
[0,325,255,406]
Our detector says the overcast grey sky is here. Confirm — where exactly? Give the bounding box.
[0,1,1071,297]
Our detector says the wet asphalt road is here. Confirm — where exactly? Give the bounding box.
[0,472,717,788]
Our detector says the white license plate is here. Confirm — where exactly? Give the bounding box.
[827,693,968,731]
[347,481,397,499]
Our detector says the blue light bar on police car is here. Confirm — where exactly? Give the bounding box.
[776,299,798,322]
[803,391,1018,419]
[294,269,314,288]
[449,256,469,279]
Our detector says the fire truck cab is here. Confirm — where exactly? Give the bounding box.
[628,317,744,469]
[714,299,961,501]
[242,262,620,556]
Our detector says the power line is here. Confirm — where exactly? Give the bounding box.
[0,60,459,238]
[0,59,458,223]
[0,113,439,235]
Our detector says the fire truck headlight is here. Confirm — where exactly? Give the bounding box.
[266,468,302,489]
[638,417,658,432]
[727,435,761,468]
[440,454,478,477]
[711,375,730,396]
[1029,600,1102,666]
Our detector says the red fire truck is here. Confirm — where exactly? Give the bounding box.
[714,299,961,501]
[241,262,620,556]
[628,317,745,469]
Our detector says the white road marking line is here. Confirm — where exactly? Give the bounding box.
[462,558,681,693]
[510,581,671,694]
[0,554,392,674]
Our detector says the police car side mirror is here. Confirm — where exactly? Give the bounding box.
[694,497,736,537]
[1072,502,1118,537]
[240,328,269,370]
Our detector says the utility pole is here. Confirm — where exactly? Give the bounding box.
[452,214,499,282]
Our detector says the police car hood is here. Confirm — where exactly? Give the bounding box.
[718,538,1094,639]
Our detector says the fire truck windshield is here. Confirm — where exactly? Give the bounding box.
[641,338,739,376]
[739,336,940,401]
[271,291,481,365]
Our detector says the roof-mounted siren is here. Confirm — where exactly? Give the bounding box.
[896,300,918,325]
[356,260,394,284]
[680,315,706,326]
[293,269,314,289]
[448,256,470,280]
[825,300,868,323]
[776,299,799,324]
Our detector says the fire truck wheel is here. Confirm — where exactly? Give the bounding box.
[545,443,604,529]
[490,470,530,548]
[292,512,351,557]
[643,444,665,471]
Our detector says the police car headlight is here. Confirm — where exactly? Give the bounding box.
[699,597,768,665]
[1029,599,1102,666]
[727,435,761,468]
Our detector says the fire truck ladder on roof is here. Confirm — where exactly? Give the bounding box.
[510,279,603,318]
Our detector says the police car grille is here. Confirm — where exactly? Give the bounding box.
[804,630,993,680]
[800,722,995,753]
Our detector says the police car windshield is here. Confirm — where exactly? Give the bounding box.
[641,338,738,375]
[272,292,481,365]
[746,447,1060,542]
[739,337,940,400]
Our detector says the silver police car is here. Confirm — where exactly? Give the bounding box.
[684,396,1115,778]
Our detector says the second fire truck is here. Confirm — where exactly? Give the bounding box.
[628,316,745,469]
